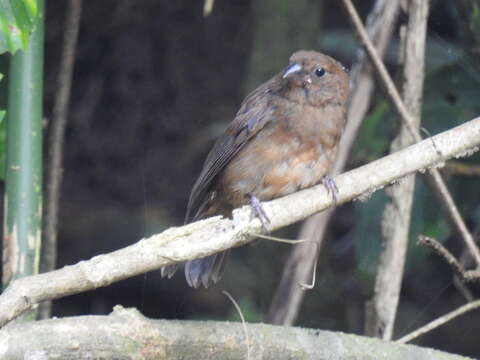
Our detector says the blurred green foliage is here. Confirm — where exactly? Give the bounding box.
[351,56,480,284]
[320,30,463,69]
[246,0,322,91]
[455,0,480,64]
[0,0,40,179]
[424,62,480,128]
[0,0,38,54]
[226,297,264,323]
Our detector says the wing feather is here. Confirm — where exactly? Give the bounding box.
[185,77,279,222]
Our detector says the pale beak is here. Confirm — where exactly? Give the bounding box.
[282,63,302,79]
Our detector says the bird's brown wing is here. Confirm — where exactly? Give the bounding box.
[185,77,279,223]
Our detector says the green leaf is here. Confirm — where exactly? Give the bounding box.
[351,100,392,163]
[353,56,480,280]
[423,61,480,132]
[0,0,39,54]
[353,191,388,280]
[227,298,264,323]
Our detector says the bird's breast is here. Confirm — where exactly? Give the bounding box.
[218,106,342,207]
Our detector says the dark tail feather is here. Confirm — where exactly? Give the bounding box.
[185,251,228,288]
[161,264,180,279]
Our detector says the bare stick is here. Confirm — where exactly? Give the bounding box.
[266,0,401,326]
[394,233,480,343]
[452,275,475,302]
[418,236,480,282]
[40,0,83,319]
[396,299,480,344]
[222,291,250,360]
[0,117,479,327]
[423,170,480,263]
[340,0,480,267]
[366,0,429,340]
[251,233,319,289]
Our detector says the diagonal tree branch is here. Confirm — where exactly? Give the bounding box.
[341,0,480,266]
[0,117,479,328]
[397,298,480,345]
[417,236,480,282]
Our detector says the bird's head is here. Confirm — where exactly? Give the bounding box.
[280,50,349,107]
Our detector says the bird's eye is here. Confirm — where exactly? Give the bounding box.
[314,67,325,77]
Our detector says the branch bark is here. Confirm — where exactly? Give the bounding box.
[366,0,429,340]
[266,0,401,325]
[0,117,479,327]
[0,306,473,360]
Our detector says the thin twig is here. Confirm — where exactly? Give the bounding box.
[341,0,419,141]
[394,234,480,344]
[452,275,475,302]
[418,236,480,282]
[340,0,480,267]
[250,233,308,244]
[298,260,317,290]
[396,299,480,344]
[425,170,480,263]
[222,291,250,360]
[40,0,83,319]
[251,233,319,289]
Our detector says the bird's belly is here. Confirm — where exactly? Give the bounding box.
[218,127,337,207]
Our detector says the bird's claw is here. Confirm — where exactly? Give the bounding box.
[322,175,338,205]
[249,195,271,232]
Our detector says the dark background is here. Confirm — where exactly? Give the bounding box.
[12,0,480,357]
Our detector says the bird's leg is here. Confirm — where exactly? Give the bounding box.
[249,194,271,232]
[322,175,338,205]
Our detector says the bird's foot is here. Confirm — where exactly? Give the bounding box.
[249,195,271,232]
[322,175,338,205]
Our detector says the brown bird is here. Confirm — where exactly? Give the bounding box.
[162,50,349,288]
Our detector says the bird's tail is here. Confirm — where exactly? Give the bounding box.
[160,251,228,288]
[160,264,180,279]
